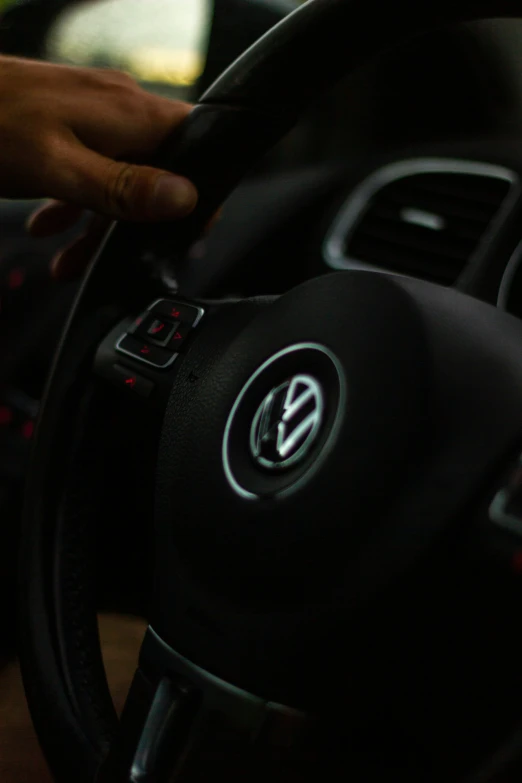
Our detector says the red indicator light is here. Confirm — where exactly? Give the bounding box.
[0,406,13,426]
[22,420,34,440]
[173,331,182,341]
[140,345,151,355]
[170,308,180,318]
[125,377,137,388]
[7,267,25,290]
[150,322,165,335]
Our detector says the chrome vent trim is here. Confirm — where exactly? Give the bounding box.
[323,157,520,285]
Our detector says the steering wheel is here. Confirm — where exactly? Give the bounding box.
[18,1,522,781]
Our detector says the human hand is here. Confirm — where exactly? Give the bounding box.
[0,56,199,279]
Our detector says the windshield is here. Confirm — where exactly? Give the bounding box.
[46,0,304,100]
[46,0,212,98]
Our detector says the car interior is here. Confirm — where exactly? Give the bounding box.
[6,0,522,780]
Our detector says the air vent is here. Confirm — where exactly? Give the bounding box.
[324,159,519,285]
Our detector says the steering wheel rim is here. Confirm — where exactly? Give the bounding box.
[18,2,522,781]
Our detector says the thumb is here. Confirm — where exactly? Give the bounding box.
[56,143,198,222]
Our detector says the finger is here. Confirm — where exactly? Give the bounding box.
[70,90,193,159]
[26,200,84,238]
[32,194,220,239]
[51,206,223,281]
[53,140,198,223]
[50,219,109,281]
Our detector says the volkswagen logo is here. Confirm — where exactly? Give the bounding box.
[250,375,324,470]
[222,343,345,501]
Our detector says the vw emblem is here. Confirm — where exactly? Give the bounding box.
[250,375,324,470]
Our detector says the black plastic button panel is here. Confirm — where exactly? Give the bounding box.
[129,314,179,346]
[151,299,203,327]
[116,335,178,370]
[145,317,180,345]
[116,299,204,370]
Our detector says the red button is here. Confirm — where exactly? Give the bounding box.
[116,336,177,370]
[168,324,191,350]
[151,300,202,327]
[148,319,167,337]
[112,365,155,397]
[143,317,179,347]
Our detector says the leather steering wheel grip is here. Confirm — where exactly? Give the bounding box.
[17,2,522,782]
[199,0,522,116]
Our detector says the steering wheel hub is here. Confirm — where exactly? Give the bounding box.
[154,272,434,608]
[250,371,325,472]
[224,342,345,499]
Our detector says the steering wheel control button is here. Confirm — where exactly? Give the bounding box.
[112,365,154,398]
[140,316,180,347]
[223,343,346,500]
[168,323,191,350]
[250,375,324,471]
[150,299,204,328]
[116,335,179,370]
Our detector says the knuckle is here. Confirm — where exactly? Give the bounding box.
[93,66,136,84]
[141,98,166,131]
[106,78,145,116]
[141,97,191,145]
[149,96,191,123]
[105,162,136,215]
[38,129,65,174]
[82,67,139,103]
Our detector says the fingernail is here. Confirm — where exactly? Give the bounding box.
[152,175,198,219]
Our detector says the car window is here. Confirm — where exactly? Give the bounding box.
[45,0,212,100]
